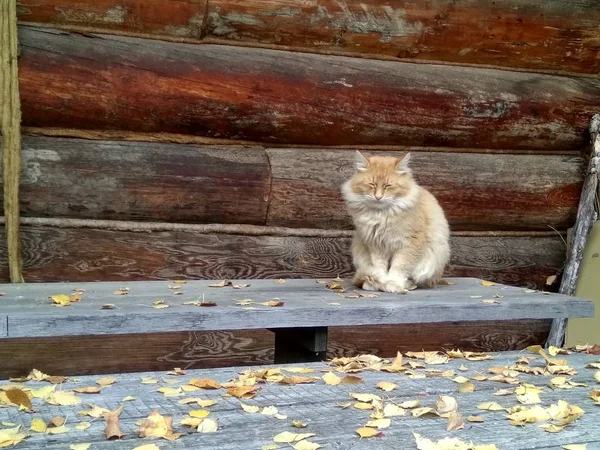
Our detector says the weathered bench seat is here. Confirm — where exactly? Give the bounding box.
[0,278,593,363]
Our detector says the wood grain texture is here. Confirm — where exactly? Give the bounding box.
[18,0,600,75]
[0,136,270,223]
[0,330,275,377]
[267,149,584,230]
[18,0,207,40]
[18,27,600,150]
[1,137,583,229]
[1,278,591,338]
[3,351,600,450]
[0,225,566,288]
[204,0,600,75]
[0,321,549,378]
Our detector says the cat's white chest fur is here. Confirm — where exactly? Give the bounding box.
[354,210,406,252]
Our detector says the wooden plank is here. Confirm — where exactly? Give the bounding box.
[0,319,548,378]
[1,137,583,229]
[18,0,207,40]
[0,136,270,223]
[267,149,584,230]
[1,351,599,449]
[18,0,600,75]
[0,225,567,287]
[0,278,592,338]
[18,27,600,151]
[203,0,600,75]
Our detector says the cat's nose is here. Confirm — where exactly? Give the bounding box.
[374,193,383,201]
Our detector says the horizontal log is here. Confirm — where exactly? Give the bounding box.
[18,0,206,40]
[1,136,270,224]
[0,224,566,287]
[1,137,583,229]
[19,27,600,150]
[0,320,549,377]
[17,0,600,75]
[267,149,584,230]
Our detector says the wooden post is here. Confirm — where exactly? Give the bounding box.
[1,0,24,282]
[546,114,599,348]
[271,327,328,364]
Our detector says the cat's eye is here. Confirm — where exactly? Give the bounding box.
[368,183,376,188]
[383,184,391,189]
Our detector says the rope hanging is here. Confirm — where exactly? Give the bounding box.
[1,0,24,282]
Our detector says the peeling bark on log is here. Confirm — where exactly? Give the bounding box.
[0,137,584,230]
[18,27,600,150]
[17,0,600,74]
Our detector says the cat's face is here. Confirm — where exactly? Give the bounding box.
[344,151,417,209]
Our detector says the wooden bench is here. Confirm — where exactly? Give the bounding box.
[0,278,593,364]
[0,349,599,449]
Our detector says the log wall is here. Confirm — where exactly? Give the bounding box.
[3,0,599,374]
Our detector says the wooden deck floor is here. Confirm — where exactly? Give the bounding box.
[1,350,599,449]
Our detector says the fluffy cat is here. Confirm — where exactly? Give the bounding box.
[341,151,450,293]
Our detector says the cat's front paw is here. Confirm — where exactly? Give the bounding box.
[362,277,380,291]
[383,281,408,294]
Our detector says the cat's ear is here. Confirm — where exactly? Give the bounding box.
[354,150,369,172]
[395,153,411,174]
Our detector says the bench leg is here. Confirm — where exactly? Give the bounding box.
[270,327,328,364]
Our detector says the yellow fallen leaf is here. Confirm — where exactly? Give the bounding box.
[293,440,321,450]
[113,288,129,295]
[517,392,541,405]
[104,404,125,440]
[453,376,470,384]
[459,382,476,393]
[122,396,136,402]
[261,406,278,416]
[424,352,449,365]
[365,418,391,429]
[51,294,71,306]
[47,425,70,435]
[322,372,341,386]
[227,386,260,399]
[101,304,116,309]
[413,432,498,450]
[477,402,504,411]
[399,400,420,409]
[292,421,308,428]
[138,409,180,440]
[153,303,170,309]
[481,280,495,286]
[562,445,587,450]
[376,381,397,392]
[133,444,161,450]
[349,393,381,403]
[31,385,55,398]
[467,415,485,422]
[436,395,458,415]
[5,388,32,410]
[181,417,203,428]
[354,402,373,410]
[189,409,211,419]
[273,432,316,443]
[79,405,109,418]
[0,426,27,448]
[209,280,232,288]
[356,427,382,438]
[240,402,260,413]
[76,422,91,430]
[197,418,219,433]
[412,407,437,417]
[141,377,159,384]
[383,404,405,417]
[595,372,600,383]
[157,387,183,397]
[74,387,101,394]
[45,391,81,406]
[30,418,47,433]
[341,375,363,384]
[69,444,92,450]
[507,405,550,424]
[447,411,465,431]
[189,378,222,389]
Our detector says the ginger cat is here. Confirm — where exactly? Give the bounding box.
[342,151,450,293]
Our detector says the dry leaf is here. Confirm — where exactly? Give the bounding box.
[480,280,495,286]
[436,396,458,415]
[562,445,587,450]
[69,444,92,450]
[197,418,219,433]
[49,416,65,427]
[209,280,232,288]
[459,382,476,393]
[376,381,397,392]
[546,275,557,285]
[51,294,71,306]
[227,386,260,399]
[447,411,464,431]
[477,402,504,411]
[354,402,373,410]
[261,406,278,416]
[453,376,470,384]
[141,377,159,384]
[5,388,32,410]
[481,299,501,304]
[412,407,437,417]
[280,376,315,385]
[356,427,382,438]
[101,304,116,309]
[350,393,382,403]
[0,426,27,448]
[79,405,109,418]
[153,303,170,309]
[168,367,186,376]
[293,440,321,450]
[260,300,285,307]
[322,372,341,386]
[30,418,47,433]
[45,391,81,406]
[122,396,136,402]
[437,279,456,286]
[76,422,91,430]
[413,432,498,450]
[189,410,211,419]
[133,445,161,450]
[341,375,363,384]
[275,279,286,284]
[273,432,315,443]
[399,400,420,409]
[365,418,391,429]
[104,404,125,440]
[157,387,183,397]
[138,409,180,440]
[96,377,117,386]
[383,404,405,417]
[74,387,101,394]
[113,288,129,295]
[467,415,485,423]
[189,378,221,389]
[292,421,308,428]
